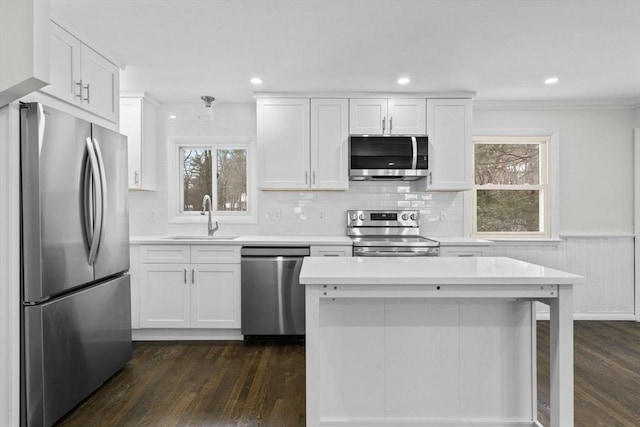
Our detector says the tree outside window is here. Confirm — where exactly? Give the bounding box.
[180,147,247,214]
[473,136,550,237]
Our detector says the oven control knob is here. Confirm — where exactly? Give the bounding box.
[350,213,357,221]
[358,214,366,221]
[402,213,409,220]
[410,213,417,220]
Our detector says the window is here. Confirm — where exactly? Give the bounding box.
[181,147,247,213]
[472,135,551,237]
[168,136,256,224]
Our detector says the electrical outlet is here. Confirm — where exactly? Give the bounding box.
[265,208,281,221]
[148,210,157,221]
[319,211,326,220]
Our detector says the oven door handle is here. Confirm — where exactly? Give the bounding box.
[411,136,418,169]
[354,247,439,257]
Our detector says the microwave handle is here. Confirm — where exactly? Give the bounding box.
[411,136,417,169]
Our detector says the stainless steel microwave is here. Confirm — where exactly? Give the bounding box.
[349,135,429,181]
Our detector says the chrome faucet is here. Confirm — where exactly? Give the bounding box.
[201,195,219,236]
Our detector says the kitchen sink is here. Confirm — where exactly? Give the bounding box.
[166,235,239,241]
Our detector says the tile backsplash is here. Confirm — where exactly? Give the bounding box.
[258,182,465,236]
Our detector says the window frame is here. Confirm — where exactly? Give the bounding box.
[168,136,258,224]
[470,129,560,239]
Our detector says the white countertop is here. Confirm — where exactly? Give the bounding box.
[431,237,494,246]
[130,235,353,246]
[299,256,584,286]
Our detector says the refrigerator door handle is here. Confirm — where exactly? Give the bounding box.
[84,137,103,265]
[92,137,108,260]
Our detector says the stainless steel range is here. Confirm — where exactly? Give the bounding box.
[347,209,440,256]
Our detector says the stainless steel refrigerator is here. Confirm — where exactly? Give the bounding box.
[20,103,132,427]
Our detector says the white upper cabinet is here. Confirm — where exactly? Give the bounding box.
[120,95,157,191]
[257,97,349,190]
[257,98,310,189]
[310,98,349,190]
[42,22,119,123]
[349,98,426,135]
[425,98,473,191]
[0,0,49,106]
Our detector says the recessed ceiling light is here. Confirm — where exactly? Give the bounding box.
[250,77,263,85]
[397,77,411,85]
[545,77,559,85]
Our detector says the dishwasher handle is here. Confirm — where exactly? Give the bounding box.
[241,247,310,257]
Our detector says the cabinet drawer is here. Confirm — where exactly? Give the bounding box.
[191,246,241,264]
[439,248,486,257]
[310,245,353,257]
[140,245,190,263]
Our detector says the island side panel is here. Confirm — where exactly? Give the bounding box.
[318,299,386,419]
[384,300,461,417]
[458,301,534,419]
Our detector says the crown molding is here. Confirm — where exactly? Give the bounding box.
[473,98,640,110]
[253,91,477,99]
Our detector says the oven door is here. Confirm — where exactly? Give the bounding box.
[354,246,440,257]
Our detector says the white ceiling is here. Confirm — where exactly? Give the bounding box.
[50,0,640,106]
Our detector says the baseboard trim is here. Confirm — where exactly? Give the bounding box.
[133,328,244,341]
[536,313,637,321]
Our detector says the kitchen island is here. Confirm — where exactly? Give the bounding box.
[299,256,583,427]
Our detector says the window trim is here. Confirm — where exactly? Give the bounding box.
[168,136,258,224]
[469,129,560,239]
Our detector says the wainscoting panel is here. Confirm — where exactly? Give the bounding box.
[492,236,635,319]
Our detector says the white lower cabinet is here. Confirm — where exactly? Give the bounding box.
[439,246,492,257]
[310,245,353,257]
[139,245,241,329]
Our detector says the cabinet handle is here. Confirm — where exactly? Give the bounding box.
[135,171,139,184]
[184,268,187,284]
[305,171,309,184]
[312,171,316,184]
[75,80,83,98]
[389,117,393,133]
[382,117,386,134]
[83,83,91,104]
[191,269,195,284]
[429,171,433,185]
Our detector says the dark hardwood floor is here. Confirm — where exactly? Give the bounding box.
[56,321,640,427]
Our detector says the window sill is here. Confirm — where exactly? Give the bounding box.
[487,238,562,246]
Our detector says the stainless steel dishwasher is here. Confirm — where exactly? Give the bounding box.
[241,247,309,338]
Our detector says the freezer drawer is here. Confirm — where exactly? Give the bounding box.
[23,275,132,427]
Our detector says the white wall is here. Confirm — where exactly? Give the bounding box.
[473,108,637,235]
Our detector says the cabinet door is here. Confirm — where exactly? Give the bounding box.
[310,98,349,190]
[388,98,426,135]
[80,44,119,123]
[140,263,190,328]
[257,98,310,189]
[120,96,157,190]
[426,99,473,191]
[349,98,387,135]
[120,97,142,188]
[191,264,241,328]
[42,22,81,104]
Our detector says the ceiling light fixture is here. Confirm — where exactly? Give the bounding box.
[250,77,263,85]
[397,77,411,85]
[200,95,215,120]
[544,77,559,85]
